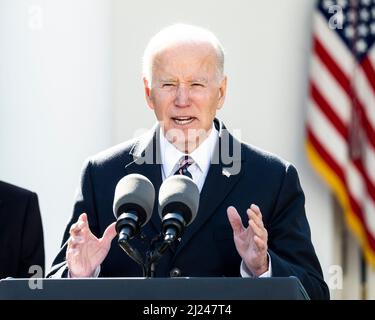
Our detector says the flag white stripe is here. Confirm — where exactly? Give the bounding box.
[346,162,365,204]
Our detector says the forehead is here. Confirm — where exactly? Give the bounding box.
[152,43,218,79]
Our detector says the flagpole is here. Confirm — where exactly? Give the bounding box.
[360,251,368,300]
[332,194,347,276]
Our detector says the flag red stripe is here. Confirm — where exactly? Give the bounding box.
[361,56,375,94]
[310,82,348,140]
[313,36,352,94]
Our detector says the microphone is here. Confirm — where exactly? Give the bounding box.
[113,174,155,244]
[158,175,199,243]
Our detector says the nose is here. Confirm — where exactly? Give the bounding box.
[175,85,190,107]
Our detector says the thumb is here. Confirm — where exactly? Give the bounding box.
[101,222,117,247]
[78,212,88,225]
[227,206,243,235]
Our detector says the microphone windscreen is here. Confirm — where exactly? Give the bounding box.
[158,175,199,226]
[113,174,155,226]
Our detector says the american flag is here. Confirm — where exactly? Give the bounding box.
[306,0,375,266]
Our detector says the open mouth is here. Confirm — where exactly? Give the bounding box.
[171,116,196,125]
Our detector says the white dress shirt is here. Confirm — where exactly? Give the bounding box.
[159,124,218,192]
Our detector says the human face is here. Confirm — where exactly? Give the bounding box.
[144,43,227,153]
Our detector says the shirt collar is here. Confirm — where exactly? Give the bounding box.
[159,123,218,178]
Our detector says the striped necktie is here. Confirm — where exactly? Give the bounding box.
[174,155,193,179]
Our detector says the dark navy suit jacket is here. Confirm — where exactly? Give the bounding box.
[0,181,45,278]
[48,119,329,299]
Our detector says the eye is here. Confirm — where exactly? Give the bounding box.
[162,83,175,88]
[192,83,204,87]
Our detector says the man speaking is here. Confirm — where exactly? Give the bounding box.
[48,24,329,300]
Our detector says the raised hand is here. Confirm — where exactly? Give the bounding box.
[227,204,268,277]
[66,213,117,278]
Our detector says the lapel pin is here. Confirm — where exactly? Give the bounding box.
[222,169,231,178]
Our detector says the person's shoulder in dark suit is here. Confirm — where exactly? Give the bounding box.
[239,142,329,300]
[0,181,45,279]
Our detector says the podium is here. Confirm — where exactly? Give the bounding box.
[0,277,309,300]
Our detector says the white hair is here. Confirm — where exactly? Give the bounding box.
[142,24,225,84]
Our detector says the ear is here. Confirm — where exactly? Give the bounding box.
[143,77,154,110]
[217,76,227,110]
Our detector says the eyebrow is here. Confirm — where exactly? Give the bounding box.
[159,78,208,83]
[189,78,208,83]
[159,79,178,83]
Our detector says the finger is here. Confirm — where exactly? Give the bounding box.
[250,204,262,219]
[69,213,88,235]
[69,222,78,234]
[227,206,244,235]
[101,222,117,247]
[247,208,264,229]
[249,219,266,240]
[76,214,91,234]
[70,223,84,237]
[254,235,268,252]
[79,213,88,223]
[77,213,89,230]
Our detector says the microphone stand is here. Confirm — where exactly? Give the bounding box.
[118,232,175,278]
[145,237,175,278]
[117,220,182,278]
[118,238,147,277]
[144,216,184,277]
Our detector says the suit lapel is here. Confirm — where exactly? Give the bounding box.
[174,120,245,256]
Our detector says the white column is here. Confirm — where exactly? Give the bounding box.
[0,0,112,270]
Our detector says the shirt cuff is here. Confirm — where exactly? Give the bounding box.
[67,265,101,278]
[240,253,272,278]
